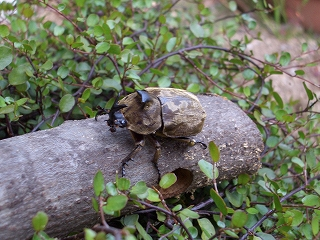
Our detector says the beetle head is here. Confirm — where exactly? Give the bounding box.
[107,97,127,132]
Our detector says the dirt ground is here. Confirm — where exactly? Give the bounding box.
[203,0,320,111]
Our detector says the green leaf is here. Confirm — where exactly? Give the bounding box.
[180,208,200,219]
[146,188,160,202]
[190,21,204,38]
[224,229,238,238]
[96,42,110,54]
[247,208,259,214]
[93,25,103,37]
[266,136,279,148]
[40,59,53,71]
[226,189,243,208]
[229,1,237,11]
[123,37,134,45]
[210,65,219,76]
[93,170,105,196]
[166,37,177,52]
[312,216,319,236]
[87,14,99,27]
[172,204,182,212]
[272,193,282,211]
[91,197,99,212]
[0,25,10,37]
[131,55,140,65]
[302,42,308,52]
[135,221,152,240]
[105,195,128,211]
[108,44,121,55]
[253,110,265,126]
[231,210,247,227]
[198,218,216,238]
[243,86,250,97]
[32,211,48,231]
[53,25,65,36]
[272,92,283,108]
[84,228,96,239]
[242,69,255,80]
[8,65,29,85]
[302,195,320,207]
[208,141,220,162]
[111,0,121,7]
[131,181,148,195]
[238,173,250,185]
[159,15,166,24]
[57,66,70,79]
[157,76,171,88]
[187,83,200,93]
[105,182,117,196]
[57,3,66,11]
[285,210,303,226]
[303,82,314,100]
[22,6,34,18]
[188,226,198,238]
[210,189,228,215]
[291,157,304,167]
[116,177,131,191]
[0,104,14,114]
[265,53,277,63]
[92,77,103,88]
[295,69,305,76]
[198,159,213,179]
[256,232,276,240]
[159,173,177,189]
[279,52,291,66]
[59,94,75,113]
[0,45,13,70]
[16,98,28,106]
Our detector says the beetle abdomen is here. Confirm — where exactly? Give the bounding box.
[146,88,206,138]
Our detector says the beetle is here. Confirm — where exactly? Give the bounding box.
[96,87,207,176]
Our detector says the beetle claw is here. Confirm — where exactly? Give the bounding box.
[121,158,134,176]
[197,141,207,149]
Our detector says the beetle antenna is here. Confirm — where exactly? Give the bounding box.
[109,93,127,113]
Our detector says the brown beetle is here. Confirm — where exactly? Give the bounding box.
[97,87,206,175]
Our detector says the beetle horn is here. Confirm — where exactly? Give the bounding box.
[137,90,152,103]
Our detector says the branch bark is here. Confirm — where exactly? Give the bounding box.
[0,94,263,239]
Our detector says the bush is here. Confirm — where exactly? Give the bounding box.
[1,0,319,239]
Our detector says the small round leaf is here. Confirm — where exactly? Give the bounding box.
[105,195,128,211]
[32,211,48,231]
[0,45,12,70]
[59,94,75,113]
[93,170,105,196]
[159,173,177,189]
[231,210,248,228]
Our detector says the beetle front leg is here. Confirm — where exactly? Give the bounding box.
[121,131,145,176]
[176,137,207,149]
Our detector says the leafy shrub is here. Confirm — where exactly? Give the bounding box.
[1,0,319,239]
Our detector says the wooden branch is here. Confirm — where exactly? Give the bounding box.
[0,94,263,239]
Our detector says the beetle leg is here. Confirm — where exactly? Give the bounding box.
[95,106,108,120]
[121,131,145,176]
[147,134,161,176]
[176,137,207,149]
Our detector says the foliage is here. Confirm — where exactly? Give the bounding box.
[1,0,320,239]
